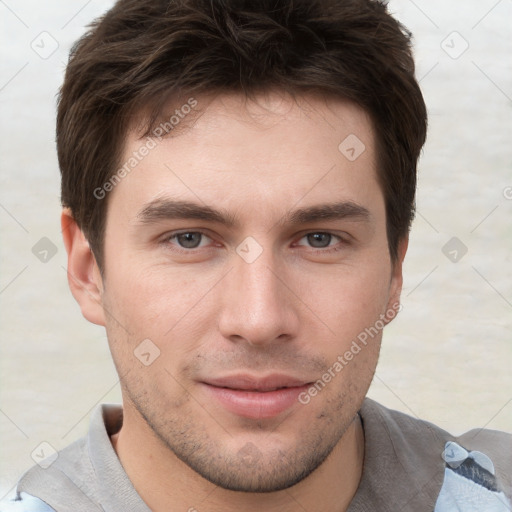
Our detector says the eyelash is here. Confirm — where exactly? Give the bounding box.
[161,230,350,254]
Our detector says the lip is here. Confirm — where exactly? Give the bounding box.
[200,374,312,420]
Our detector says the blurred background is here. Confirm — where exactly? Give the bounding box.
[1,0,511,499]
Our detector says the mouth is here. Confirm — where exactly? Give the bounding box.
[200,374,312,419]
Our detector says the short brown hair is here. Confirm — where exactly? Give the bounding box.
[57,0,427,272]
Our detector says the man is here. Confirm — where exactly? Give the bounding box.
[2,0,511,510]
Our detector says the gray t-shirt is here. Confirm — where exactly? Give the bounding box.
[2,398,511,511]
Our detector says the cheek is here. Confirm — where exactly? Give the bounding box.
[103,262,217,365]
[107,259,201,324]
[296,260,391,341]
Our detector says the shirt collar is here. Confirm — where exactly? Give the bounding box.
[87,403,151,512]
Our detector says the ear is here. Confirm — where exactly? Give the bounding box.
[384,236,408,325]
[61,208,106,326]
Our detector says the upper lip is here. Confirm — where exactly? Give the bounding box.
[202,374,311,392]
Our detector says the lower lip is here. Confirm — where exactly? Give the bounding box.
[201,383,310,419]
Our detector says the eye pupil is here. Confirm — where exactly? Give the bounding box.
[177,232,202,248]
[308,233,331,248]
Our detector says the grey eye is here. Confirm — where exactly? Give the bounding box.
[306,233,333,248]
[176,232,203,249]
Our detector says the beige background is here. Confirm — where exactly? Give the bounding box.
[1,0,511,500]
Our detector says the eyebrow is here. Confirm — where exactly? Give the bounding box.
[136,198,371,228]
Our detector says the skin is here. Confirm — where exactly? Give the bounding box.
[62,91,407,512]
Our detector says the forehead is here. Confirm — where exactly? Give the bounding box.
[111,91,381,225]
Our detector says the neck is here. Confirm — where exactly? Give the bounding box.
[111,407,365,512]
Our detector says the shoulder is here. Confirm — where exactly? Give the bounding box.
[6,405,124,512]
[362,397,512,444]
[6,435,94,512]
[0,492,56,512]
[360,397,512,507]
[364,398,512,458]
[359,397,454,458]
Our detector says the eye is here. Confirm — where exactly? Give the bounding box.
[165,231,212,250]
[295,232,347,251]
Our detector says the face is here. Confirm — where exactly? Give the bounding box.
[94,92,404,492]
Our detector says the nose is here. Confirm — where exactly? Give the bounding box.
[217,245,300,347]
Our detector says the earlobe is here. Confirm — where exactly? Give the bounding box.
[385,236,409,324]
[61,208,106,326]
